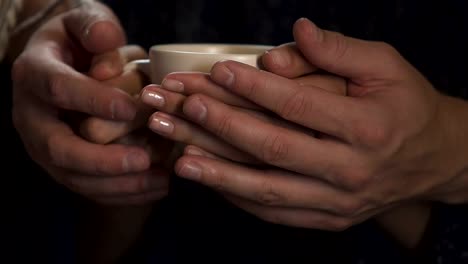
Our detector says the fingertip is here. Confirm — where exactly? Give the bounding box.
[84,21,126,53]
[123,149,151,173]
[293,17,320,42]
[89,60,120,81]
[110,89,138,120]
[262,49,288,74]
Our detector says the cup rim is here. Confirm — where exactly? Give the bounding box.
[150,43,274,56]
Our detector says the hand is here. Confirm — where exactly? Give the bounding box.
[12,3,168,204]
[140,59,345,164]
[166,18,468,230]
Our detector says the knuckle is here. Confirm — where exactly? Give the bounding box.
[279,89,310,121]
[47,73,68,107]
[86,95,99,115]
[341,167,373,191]
[244,72,268,98]
[323,32,349,70]
[207,169,228,192]
[260,133,289,164]
[254,178,286,206]
[333,163,373,191]
[350,120,390,147]
[215,114,234,138]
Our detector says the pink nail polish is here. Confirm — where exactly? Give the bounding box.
[162,78,184,92]
[149,116,174,134]
[142,91,165,108]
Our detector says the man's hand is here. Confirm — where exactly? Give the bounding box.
[163,18,468,230]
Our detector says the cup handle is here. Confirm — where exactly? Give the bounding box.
[129,59,151,78]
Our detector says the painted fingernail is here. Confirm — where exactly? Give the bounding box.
[212,61,235,87]
[142,90,165,108]
[183,97,207,123]
[149,115,174,134]
[177,162,202,181]
[123,152,148,172]
[185,147,205,157]
[162,78,184,92]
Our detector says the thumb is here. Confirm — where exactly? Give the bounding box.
[293,18,401,80]
[64,2,126,54]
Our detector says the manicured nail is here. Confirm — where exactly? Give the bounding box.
[183,97,207,123]
[149,115,174,135]
[185,147,205,157]
[162,78,184,92]
[177,162,202,181]
[142,89,165,108]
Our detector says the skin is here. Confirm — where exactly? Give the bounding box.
[11,2,169,205]
[139,43,431,247]
[155,18,468,234]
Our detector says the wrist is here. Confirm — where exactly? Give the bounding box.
[6,0,92,62]
[431,93,468,203]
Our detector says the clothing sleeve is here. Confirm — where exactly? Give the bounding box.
[0,0,22,61]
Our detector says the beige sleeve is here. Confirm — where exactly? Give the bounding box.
[0,0,23,61]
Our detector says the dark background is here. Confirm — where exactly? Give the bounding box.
[3,0,468,263]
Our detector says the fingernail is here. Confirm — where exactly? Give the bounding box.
[183,97,207,123]
[123,152,148,172]
[185,147,205,157]
[177,162,202,181]
[266,49,287,68]
[162,78,184,92]
[110,99,136,120]
[142,90,165,108]
[82,20,99,40]
[149,115,174,135]
[212,62,235,87]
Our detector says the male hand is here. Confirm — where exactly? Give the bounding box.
[164,18,468,230]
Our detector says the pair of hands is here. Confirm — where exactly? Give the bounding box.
[12,2,468,230]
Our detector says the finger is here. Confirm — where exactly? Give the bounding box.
[14,51,137,120]
[182,93,350,180]
[58,167,169,197]
[79,117,138,145]
[262,42,317,78]
[183,145,224,160]
[175,155,354,214]
[293,18,403,79]
[140,84,186,115]
[90,45,147,81]
[63,2,126,54]
[162,72,259,110]
[225,195,351,231]
[17,98,150,175]
[148,112,258,163]
[209,60,361,138]
[294,74,347,95]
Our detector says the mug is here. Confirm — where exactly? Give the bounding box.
[79,43,272,146]
[133,43,274,84]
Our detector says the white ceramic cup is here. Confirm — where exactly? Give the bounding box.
[133,43,274,84]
